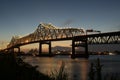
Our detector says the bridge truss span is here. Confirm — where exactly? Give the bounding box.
[87,31,120,44]
[73,31,120,48]
[7,23,85,48]
[32,23,84,41]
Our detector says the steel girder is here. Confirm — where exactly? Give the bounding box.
[88,35,120,44]
[72,31,120,47]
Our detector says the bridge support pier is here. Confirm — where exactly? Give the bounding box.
[8,47,20,53]
[39,42,42,55]
[39,41,52,56]
[7,47,21,57]
[49,41,51,55]
[85,38,88,58]
[71,39,75,58]
[71,36,89,59]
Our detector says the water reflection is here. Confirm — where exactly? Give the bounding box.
[23,55,120,80]
[69,59,89,80]
[24,56,89,80]
[80,59,89,80]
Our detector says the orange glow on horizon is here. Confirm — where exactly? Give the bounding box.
[52,41,71,47]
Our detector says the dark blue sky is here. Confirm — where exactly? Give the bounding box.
[0,0,120,48]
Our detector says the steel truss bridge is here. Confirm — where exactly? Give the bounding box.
[7,23,85,48]
[2,23,120,58]
[74,31,120,46]
[73,31,120,58]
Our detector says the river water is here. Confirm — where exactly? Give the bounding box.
[23,55,120,80]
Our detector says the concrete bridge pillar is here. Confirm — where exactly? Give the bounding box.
[49,41,51,55]
[85,37,89,58]
[39,41,52,56]
[7,47,20,56]
[71,39,75,58]
[71,36,89,59]
[39,42,42,55]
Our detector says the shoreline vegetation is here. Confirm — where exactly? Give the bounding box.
[88,58,120,80]
[0,52,120,80]
[0,52,51,80]
[0,52,68,80]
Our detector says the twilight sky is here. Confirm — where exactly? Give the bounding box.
[0,0,120,49]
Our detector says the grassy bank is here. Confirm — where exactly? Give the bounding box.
[0,52,51,80]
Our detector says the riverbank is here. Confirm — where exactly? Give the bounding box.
[1,52,120,80]
[0,52,51,80]
[23,55,120,80]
